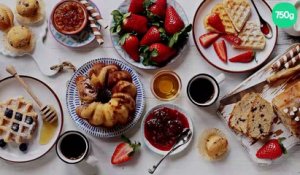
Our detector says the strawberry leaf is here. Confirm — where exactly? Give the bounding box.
[151,49,158,57]
[119,33,130,45]
[168,24,192,48]
[121,135,131,144]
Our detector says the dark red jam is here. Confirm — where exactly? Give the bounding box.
[261,24,269,35]
[144,107,189,151]
[53,1,85,33]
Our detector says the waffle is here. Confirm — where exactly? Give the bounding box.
[0,97,38,144]
[204,3,236,34]
[223,0,251,32]
[233,21,266,50]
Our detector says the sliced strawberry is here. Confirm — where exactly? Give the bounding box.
[199,32,220,48]
[164,6,185,35]
[111,10,148,35]
[119,33,140,62]
[222,34,242,46]
[213,40,227,63]
[111,135,141,165]
[256,138,286,160]
[229,50,255,63]
[128,0,144,14]
[207,13,225,33]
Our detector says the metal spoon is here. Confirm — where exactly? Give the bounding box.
[148,128,192,174]
[250,0,273,39]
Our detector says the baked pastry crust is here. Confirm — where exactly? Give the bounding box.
[0,4,14,31]
[272,81,300,137]
[15,0,45,25]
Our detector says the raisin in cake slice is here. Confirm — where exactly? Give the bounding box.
[272,81,300,137]
[229,92,258,134]
[247,95,274,140]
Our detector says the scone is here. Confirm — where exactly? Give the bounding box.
[223,0,251,32]
[16,0,45,25]
[0,4,14,31]
[198,128,229,161]
[233,21,266,50]
[204,3,236,34]
[229,93,274,140]
[4,25,35,54]
[272,81,300,137]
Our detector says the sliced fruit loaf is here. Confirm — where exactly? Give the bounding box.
[229,92,258,134]
[247,95,274,140]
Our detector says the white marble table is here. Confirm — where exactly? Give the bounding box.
[0,0,299,175]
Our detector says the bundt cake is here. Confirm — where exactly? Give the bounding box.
[75,63,137,127]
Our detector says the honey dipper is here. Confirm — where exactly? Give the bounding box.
[6,65,57,123]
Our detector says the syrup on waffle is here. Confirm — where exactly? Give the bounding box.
[0,97,38,144]
[223,0,251,32]
[234,21,266,50]
[204,3,236,34]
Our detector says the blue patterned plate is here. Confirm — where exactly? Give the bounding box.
[66,58,145,138]
[110,0,189,69]
[49,0,99,48]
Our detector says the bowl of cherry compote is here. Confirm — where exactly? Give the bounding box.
[142,104,193,155]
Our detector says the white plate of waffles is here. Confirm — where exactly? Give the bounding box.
[192,0,277,73]
[0,76,63,163]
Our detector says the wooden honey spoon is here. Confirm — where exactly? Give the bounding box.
[6,65,57,123]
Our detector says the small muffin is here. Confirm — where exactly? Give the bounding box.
[198,128,229,161]
[4,25,35,53]
[0,4,14,31]
[16,0,44,25]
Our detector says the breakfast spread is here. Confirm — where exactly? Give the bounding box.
[75,63,137,127]
[111,0,191,67]
[0,97,38,151]
[144,107,189,151]
[198,128,229,161]
[0,4,14,31]
[15,0,45,25]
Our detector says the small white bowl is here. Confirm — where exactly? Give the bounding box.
[141,104,193,155]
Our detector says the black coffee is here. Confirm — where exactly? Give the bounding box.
[189,78,215,104]
[60,134,87,160]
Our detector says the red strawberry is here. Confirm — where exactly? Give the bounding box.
[256,138,286,160]
[207,13,225,33]
[119,33,140,62]
[140,26,167,46]
[111,135,141,165]
[148,43,177,64]
[199,32,221,48]
[128,0,144,14]
[164,6,185,35]
[222,34,242,46]
[145,0,167,18]
[229,50,255,63]
[213,40,227,63]
[111,10,148,35]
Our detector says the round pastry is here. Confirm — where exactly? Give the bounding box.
[16,0,45,25]
[198,128,229,161]
[4,25,35,53]
[0,4,14,31]
[75,63,137,128]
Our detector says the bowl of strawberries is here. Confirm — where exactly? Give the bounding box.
[110,0,191,69]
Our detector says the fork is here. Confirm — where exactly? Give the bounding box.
[6,65,58,123]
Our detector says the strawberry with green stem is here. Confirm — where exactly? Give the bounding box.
[144,0,167,19]
[119,33,140,62]
[141,43,177,66]
[140,26,169,46]
[111,135,141,165]
[256,138,287,160]
[111,10,148,35]
[164,6,185,35]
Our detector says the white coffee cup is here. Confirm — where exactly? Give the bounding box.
[187,73,225,107]
[56,131,98,165]
[283,1,300,36]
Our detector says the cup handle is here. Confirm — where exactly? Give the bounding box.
[85,155,98,166]
[215,73,225,84]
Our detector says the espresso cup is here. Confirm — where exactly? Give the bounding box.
[187,73,225,107]
[56,131,97,165]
